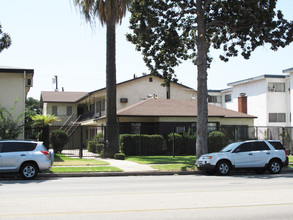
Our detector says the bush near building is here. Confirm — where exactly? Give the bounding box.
[119,134,166,156]
[207,131,227,153]
[87,133,104,156]
[50,130,69,153]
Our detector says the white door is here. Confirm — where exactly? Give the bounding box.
[233,143,254,168]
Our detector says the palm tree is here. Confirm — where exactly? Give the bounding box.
[74,0,130,158]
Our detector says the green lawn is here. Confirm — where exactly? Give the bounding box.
[53,154,109,166]
[49,154,122,173]
[126,156,197,171]
[50,166,123,173]
[127,155,293,172]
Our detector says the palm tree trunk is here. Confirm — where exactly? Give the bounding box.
[196,0,208,160]
[105,18,119,158]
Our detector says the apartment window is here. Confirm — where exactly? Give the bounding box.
[208,122,218,132]
[67,106,72,116]
[176,126,185,133]
[268,82,285,92]
[208,95,221,103]
[269,113,286,122]
[131,123,141,134]
[149,77,153,82]
[225,94,232,102]
[52,106,57,115]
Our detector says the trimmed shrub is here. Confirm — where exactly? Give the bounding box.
[88,140,97,153]
[167,133,183,154]
[50,130,69,153]
[167,132,196,155]
[208,131,226,153]
[182,133,196,155]
[87,133,104,156]
[119,134,165,156]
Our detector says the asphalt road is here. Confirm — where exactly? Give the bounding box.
[1,174,293,220]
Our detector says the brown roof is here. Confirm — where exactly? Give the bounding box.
[118,98,256,118]
[41,91,88,103]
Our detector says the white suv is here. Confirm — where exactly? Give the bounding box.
[196,140,288,175]
[0,140,54,179]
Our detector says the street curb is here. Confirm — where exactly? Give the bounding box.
[38,170,200,178]
[38,167,293,178]
[1,168,293,180]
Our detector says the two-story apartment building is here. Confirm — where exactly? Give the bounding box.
[208,68,293,128]
[41,74,197,127]
[0,66,34,138]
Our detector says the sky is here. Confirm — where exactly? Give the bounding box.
[0,0,292,100]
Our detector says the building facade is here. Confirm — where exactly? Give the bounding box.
[0,66,34,138]
[208,68,293,127]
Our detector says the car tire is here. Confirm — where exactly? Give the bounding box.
[216,161,230,175]
[268,160,282,174]
[20,163,38,179]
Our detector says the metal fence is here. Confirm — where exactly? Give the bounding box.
[25,124,293,158]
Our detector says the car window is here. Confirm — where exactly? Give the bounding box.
[220,143,239,152]
[234,143,253,153]
[1,142,37,153]
[268,141,284,150]
[253,142,270,151]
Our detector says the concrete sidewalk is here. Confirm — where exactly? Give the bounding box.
[98,158,158,172]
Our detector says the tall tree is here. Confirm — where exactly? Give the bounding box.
[127,0,293,159]
[74,0,131,158]
[0,23,11,53]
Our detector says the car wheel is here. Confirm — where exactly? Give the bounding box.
[20,163,38,179]
[268,160,282,174]
[216,161,230,175]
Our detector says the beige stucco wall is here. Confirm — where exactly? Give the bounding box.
[0,73,25,116]
[45,102,78,126]
[0,72,33,139]
[116,76,196,110]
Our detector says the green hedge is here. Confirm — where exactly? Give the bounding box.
[87,133,104,156]
[207,131,227,153]
[49,130,69,153]
[119,134,166,156]
[167,133,196,155]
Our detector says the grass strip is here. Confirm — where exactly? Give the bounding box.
[126,155,196,165]
[50,166,123,173]
[53,154,109,166]
[151,164,197,171]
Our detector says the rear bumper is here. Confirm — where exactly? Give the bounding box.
[283,156,289,167]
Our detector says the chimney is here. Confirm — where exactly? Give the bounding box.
[238,93,247,114]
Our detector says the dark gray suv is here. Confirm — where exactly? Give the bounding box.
[0,140,54,179]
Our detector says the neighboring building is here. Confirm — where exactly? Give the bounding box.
[0,66,34,138]
[208,73,291,127]
[41,74,197,127]
[40,91,88,126]
[283,67,293,127]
